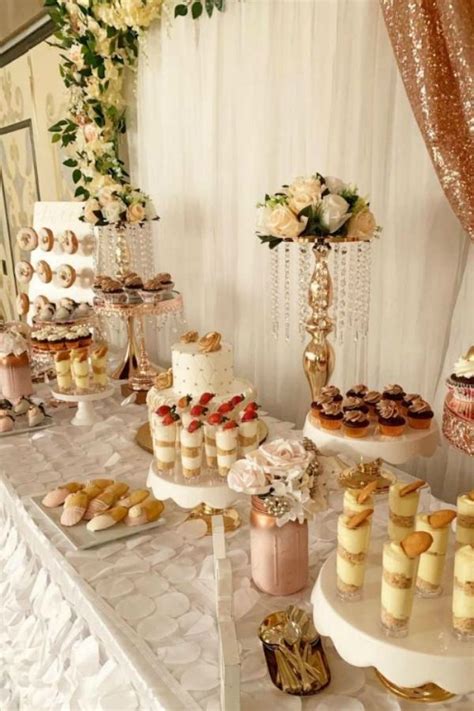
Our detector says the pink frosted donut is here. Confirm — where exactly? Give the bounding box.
[39,227,54,251]
[16,227,38,252]
[36,260,53,283]
[15,261,34,284]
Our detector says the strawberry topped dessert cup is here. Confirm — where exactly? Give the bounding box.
[181,419,203,478]
[204,411,223,468]
[152,405,179,471]
[238,402,260,455]
[216,420,239,476]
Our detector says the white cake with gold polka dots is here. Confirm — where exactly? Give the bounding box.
[147,330,255,416]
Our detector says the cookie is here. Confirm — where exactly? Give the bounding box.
[37,260,53,283]
[38,227,54,251]
[16,227,38,251]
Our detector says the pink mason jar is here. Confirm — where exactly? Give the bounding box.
[250,496,308,595]
[0,327,33,402]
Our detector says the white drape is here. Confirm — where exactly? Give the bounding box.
[130,0,472,500]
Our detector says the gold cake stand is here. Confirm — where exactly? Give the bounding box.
[375,671,455,703]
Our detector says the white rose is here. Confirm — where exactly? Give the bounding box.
[227,459,270,496]
[287,176,322,214]
[83,123,99,143]
[324,176,347,195]
[320,194,350,233]
[103,199,125,224]
[98,185,120,207]
[126,203,146,223]
[346,208,376,239]
[145,200,158,220]
[258,438,312,471]
[265,205,306,239]
[69,43,84,70]
[83,198,101,225]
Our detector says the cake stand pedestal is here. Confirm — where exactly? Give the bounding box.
[311,544,473,702]
[51,386,115,426]
[303,414,440,465]
[147,460,241,534]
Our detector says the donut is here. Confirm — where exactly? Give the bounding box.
[59,230,78,254]
[39,227,54,252]
[16,293,30,316]
[16,227,38,252]
[34,295,50,315]
[39,304,56,321]
[57,264,76,288]
[15,261,34,284]
[36,260,53,283]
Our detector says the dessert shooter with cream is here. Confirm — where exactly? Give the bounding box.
[336,508,373,601]
[343,481,378,517]
[456,491,474,546]
[91,344,108,388]
[152,406,179,471]
[452,545,474,640]
[180,419,203,478]
[54,351,72,391]
[388,480,425,543]
[238,402,260,455]
[415,509,457,597]
[216,420,239,476]
[381,531,433,637]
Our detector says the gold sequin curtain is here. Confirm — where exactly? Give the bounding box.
[381,0,474,239]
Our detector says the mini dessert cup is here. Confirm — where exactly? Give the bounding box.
[153,418,178,471]
[407,398,434,430]
[54,351,72,391]
[71,349,90,392]
[453,545,474,640]
[319,401,343,430]
[456,491,474,547]
[381,542,416,637]
[216,423,239,476]
[180,422,203,478]
[238,415,259,456]
[203,422,218,468]
[342,410,370,438]
[415,510,456,597]
[388,480,424,543]
[91,344,108,388]
[336,509,373,601]
[343,481,377,517]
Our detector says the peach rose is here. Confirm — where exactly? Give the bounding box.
[126,202,146,223]
[346,208,376,239]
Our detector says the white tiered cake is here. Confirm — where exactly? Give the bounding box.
[146,331,255,415]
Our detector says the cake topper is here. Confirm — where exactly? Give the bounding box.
[465,345,474,361]
[199,331,222,353]
[155,368,173,390]
[180,330,199,344]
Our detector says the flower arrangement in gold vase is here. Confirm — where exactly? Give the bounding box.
[256,174,382,399]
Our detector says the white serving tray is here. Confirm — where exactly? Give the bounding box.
[311,541,473,695]
[303,414,440,465]
[0,416,55,438]
[29,494,166,550]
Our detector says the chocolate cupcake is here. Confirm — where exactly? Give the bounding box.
[401,392,421,416]
[382,383,405,405]
[343,410,370,438]
[407,398,433,430]
[320,385,343,403]
[377,400,406,437]
[311,393,337,421]
[346,384,368,399]
[124,274,144,302]
[319,401,344,430]
[364,390,381,419]
[101,278,126,304]
[343,396,369,415]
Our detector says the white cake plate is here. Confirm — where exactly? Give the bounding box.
[51,386,115,426]
[311,543,473,700]
[303,414,440,465]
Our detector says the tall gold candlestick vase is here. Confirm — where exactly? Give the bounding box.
[303,241,334,400]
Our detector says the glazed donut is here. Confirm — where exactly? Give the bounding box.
[39,227,54,252]
[15,261,34,284]
[16,227,38,252]
[36,260,53,283]
[59,230,78,255]
[16,292,30,316]
[57,263,76,288]
[34,295,50,315]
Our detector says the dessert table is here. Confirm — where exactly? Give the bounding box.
[1,387,472,710]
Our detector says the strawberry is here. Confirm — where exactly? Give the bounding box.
[190,404,207,417]
[156,405,171,417]
[178,395,192,409]
[223,420,238,430]
[218,402,234,414]
[231,394,244,407]
[199,392,215,405]
[245,401,259,412]
[207,412,223,426]
[241,409,258,421]
[188,419,202,433]
[162,413,177,425]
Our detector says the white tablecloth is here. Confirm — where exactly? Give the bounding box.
[1,387,472,711]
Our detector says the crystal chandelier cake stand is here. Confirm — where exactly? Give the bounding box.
[270,236,373,399]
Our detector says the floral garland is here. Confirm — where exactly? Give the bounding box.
[46,0,224,226]
[257,173,381,249]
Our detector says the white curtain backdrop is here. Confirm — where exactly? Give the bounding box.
[129,0,472,500]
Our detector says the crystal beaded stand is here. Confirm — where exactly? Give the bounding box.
[94,221,155,280]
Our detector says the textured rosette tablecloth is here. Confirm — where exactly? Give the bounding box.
[1,388,472,710]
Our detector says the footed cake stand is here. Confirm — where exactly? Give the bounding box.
[147,460,241,533]
[312,544,473,702]
[303,414,440,465]
[52,386,115,426]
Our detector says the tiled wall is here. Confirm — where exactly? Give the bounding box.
[0,41,73,321]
